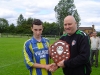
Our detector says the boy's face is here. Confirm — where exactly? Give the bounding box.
[31,24,43,38]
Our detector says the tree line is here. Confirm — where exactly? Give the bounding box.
[0,14,62,35]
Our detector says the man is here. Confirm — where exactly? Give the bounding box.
[23,19,56,75]
[90,31,99,67]
[88,32,95,64]
[57,15,91,75]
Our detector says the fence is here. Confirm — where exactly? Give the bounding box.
[0,33,59,40]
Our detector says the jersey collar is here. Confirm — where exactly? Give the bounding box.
[31,36,46,44]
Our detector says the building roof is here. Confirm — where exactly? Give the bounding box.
[78,27,93,31]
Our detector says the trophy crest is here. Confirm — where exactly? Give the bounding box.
[50,40,70,63]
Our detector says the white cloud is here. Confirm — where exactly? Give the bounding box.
[74,0,100,31]
[0,0,100,31]
[0,8,14,18]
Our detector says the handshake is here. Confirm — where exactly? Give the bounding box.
[48,63,58,72]
[45,60,65,72]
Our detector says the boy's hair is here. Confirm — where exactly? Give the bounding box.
[31,19,43,27]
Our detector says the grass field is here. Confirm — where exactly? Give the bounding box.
[0,37,100,75]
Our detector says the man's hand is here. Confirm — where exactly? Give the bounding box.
[57,60,65,68]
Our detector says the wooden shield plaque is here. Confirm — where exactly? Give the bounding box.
[50,40,70,63]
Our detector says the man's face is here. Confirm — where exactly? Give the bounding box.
[64,19,77,35]
[31,25,43,38]
[93,32,97,37]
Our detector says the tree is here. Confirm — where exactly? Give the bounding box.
[25,17,33,34]
[43,22,51,35]
[50,22,59,35]
[9,23,16,33]
[17,14,25,26]
[97,31,100,36]
[16,14,25,33]
[54,0,81,35]
[0,18,9,33]
[43,22,59,35]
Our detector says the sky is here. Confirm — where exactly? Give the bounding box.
[0,0,100,31]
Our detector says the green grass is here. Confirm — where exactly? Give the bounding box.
[0,37,100,75]
[0,37,29,75]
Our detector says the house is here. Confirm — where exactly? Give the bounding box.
[78,25,95,34]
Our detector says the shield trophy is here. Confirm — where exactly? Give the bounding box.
[50,40,70,63]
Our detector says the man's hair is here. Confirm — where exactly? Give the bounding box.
[31,19,43,27]
[89,32,93,35]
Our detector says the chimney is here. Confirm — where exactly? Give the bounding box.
[92,25,95,31]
